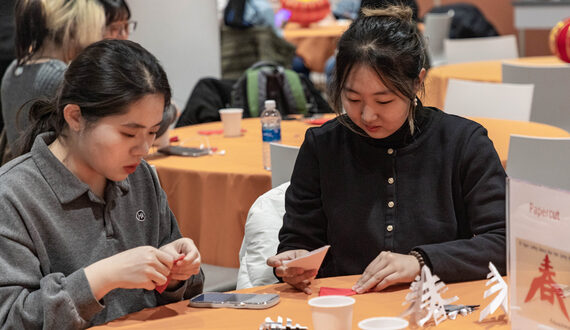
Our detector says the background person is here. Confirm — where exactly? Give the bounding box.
[100,0,136,40]
[0,39,203,328]
[1,0,105,157]
[268,5,505,294]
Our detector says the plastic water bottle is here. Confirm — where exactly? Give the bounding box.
[260,99,282,170]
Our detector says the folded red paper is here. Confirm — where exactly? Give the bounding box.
[319,287,357,296]
[305,118,330,126]
[155,254,185,294]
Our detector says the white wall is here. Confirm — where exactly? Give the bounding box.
[129,0,221,108]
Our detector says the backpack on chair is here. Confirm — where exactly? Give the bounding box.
[230,61,331,117]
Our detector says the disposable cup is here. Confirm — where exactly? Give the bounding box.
[218,108,243,137]
[308,295,355,330]
[358,316,409,330]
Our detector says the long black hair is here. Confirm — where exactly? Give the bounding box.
[328,5,427,134]
[15,39,171,156]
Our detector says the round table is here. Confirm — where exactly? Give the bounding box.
[423,56,565,109]
[92,275,509,329]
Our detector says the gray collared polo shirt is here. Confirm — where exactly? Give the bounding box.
[0,133,204,329]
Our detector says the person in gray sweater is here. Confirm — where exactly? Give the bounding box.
[268,5,505,294]
[1,0,105,156]
[0,39,204,328]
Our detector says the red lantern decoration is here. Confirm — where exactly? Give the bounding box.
[549,18,570,63]
[281,0,331,27]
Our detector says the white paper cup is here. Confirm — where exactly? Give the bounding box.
[218,108,243,137]
[358,317,409,330]
[308,296,355,330]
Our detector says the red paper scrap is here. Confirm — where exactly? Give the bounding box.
[169,136,179,143]
[155,254,185,293]
[319,287,357,296]
[305,118,329,125]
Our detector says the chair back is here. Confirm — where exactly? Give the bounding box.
[270,143,300,188]
[444,79,534,121]
[502,62,570,132]
[423,12,454,67]
[507,135,570,191]
[444,35,518,64]
[237,182,290,289]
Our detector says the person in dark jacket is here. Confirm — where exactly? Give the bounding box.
[267,5,505,294]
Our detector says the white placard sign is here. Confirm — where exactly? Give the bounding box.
[508,178,570,329]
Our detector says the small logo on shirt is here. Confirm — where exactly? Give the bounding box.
[136,210,146,222]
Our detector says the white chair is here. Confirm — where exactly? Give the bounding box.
[237,182,289,289]
[423,11,454,67]
[444,35,518,64]
[502,62,570,132]
[270,143,300,188]
[443,78,534,121]
[507,135,570,191]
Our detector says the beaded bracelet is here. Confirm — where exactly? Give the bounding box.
[409,250,425,269]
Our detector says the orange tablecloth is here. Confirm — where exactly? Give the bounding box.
[148,116,568,268]
[283,22,349,72]
[92,275,509,329]
[423,56,565,110]
[468,117,570,168]
[147,118,325,268]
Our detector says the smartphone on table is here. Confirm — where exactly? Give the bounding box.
[188,292,280,309]
[157,146,210,157]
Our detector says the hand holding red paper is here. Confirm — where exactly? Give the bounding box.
[84,246,177,300]
[158,238,201,283]
[352,251,420,294]
[267,245,330,295]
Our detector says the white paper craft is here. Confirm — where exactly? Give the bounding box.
[479,262,508,322]
[283,245,330,270]
[401,265,458,326]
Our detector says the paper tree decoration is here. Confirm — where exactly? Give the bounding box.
[401,266,459,326]
[478,262,508,322]
[280,0,330,27]
[549,18,570,63]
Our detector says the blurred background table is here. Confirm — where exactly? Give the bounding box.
[283,21,349,72]
[423,56,564,109]
[92,275,509,329]
[147,118,325,268]
[468,117,570,168]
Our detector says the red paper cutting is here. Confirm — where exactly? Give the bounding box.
[156,254,185,294]
[319,287,357,296]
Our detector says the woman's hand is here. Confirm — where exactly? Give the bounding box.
[85,246,176,300]
[159,238,201,289]
[267,250,318,294]
[352,251,420,293]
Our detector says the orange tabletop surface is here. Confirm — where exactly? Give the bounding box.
[423,56,565,110]
[147,118,330,268]
[92,275,509,329]
[467,117,570,168]
[283,22,349,72]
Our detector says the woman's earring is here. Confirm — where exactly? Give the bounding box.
[413,97,418,107]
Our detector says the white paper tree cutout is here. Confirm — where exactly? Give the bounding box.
[401,265,459,326]
[479,262,508,322]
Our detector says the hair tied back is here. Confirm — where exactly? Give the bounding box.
[361,5,414,24]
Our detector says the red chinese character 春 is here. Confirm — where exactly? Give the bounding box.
[524,254,569,320]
